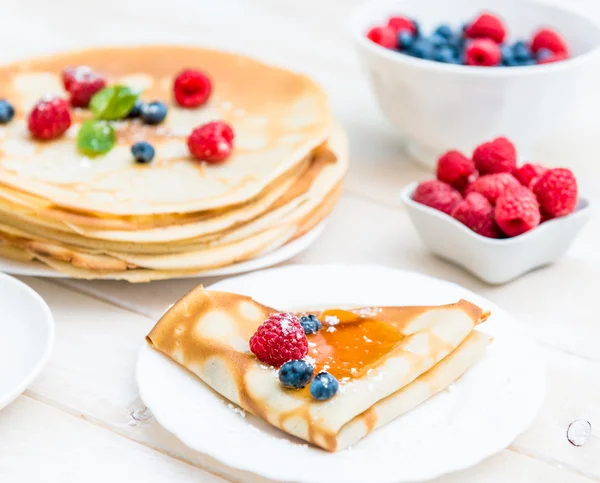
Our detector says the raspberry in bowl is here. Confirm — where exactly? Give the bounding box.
[401,136,591,284]
[350,0,600,168]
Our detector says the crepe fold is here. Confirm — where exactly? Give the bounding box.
[0,46,346,280]
[147,286,491,451]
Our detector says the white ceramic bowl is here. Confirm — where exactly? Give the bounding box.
[400,182,591,284]
[350,0,600,168]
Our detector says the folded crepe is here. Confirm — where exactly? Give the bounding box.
[147,286,491,451]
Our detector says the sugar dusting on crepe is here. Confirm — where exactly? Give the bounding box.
[324,315,339,326]
[228,403,246,418]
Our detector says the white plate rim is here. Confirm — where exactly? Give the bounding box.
[0,223,325,279]
[136,263,546,483]
[0,272,55,409]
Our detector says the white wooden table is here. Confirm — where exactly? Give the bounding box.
[0,0,599,481]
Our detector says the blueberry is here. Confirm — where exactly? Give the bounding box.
[397,31,415,50]
[141,101,168,125]
[536,48,554,62]
[501,44,517,66]
[412,20,420,38]
[279,360,314,389]
[0,100,15,124]
[518,58,536,66]
[408,38,434,60]
[299,314,322,335]
[513,41,533,62]
[433,45,459,63]
[429,34,447,49]
[310,372,339,401]
[131,141,155,164]
[127,100,144,119]
[447,34,465,51]
[434,24,453,39]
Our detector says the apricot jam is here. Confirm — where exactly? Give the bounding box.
[298,308,405,380]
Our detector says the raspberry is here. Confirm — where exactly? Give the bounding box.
[173,69,212,108]
[62,66,87,90]
[413,180,462,215]
[532,168,578,219]
[465,39,501,66]
[387,16,417,35]
[366,26,397,49]
[531,28,568,55]
[28,97,71,140]
[465,173,521,205]
[514,163,547,189]
[187,121,234,163]
[451,192,501,238]
[465,13,507,43]
[436,150,476,191]
[494,185,541,237]
[62,66,106,108]
[472,137,517,174]
[249,313,308,367]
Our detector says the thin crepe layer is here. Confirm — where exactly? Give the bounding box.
[0,185,341,280]
[0,126,345,252]
[0,137,344,272]
[0,156,310,238]
[333,330,490,451]
[146,288,490,450]
[0,46,331,215]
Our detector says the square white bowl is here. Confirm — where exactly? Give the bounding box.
[350,0,600,168]
[400,182,591,284]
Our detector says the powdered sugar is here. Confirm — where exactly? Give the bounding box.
[363,335,372,343]
[324,315,339,326]
[326,326,336,333]
[304,355,316,366]
[355,307,380,317]
[279,315,294,335]
[227,403,246,418]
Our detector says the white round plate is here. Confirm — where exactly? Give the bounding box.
[0,273,54,410]
[0,223,324,279]
[136,264,545,483]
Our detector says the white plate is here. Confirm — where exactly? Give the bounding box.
[136,264,545,483]
[0,273,54,410]
[0,223,324,279]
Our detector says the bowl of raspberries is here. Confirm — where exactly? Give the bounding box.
[400,137,591,284]
[350,0,600,167]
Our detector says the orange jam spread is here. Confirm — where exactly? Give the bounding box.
[301,308,405,380]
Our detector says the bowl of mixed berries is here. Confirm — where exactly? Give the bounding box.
[350,0,600,167]
[400,136,591,284]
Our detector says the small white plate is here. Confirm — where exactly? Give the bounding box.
[0,273,54,410]
[401,183,591,284]
[136,264,545,483]
[0,223,324,279]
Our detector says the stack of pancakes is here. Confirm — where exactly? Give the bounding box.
[0,47,347,281]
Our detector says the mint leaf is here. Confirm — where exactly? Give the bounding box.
[77,120,115,156]
[90,85,140,120]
